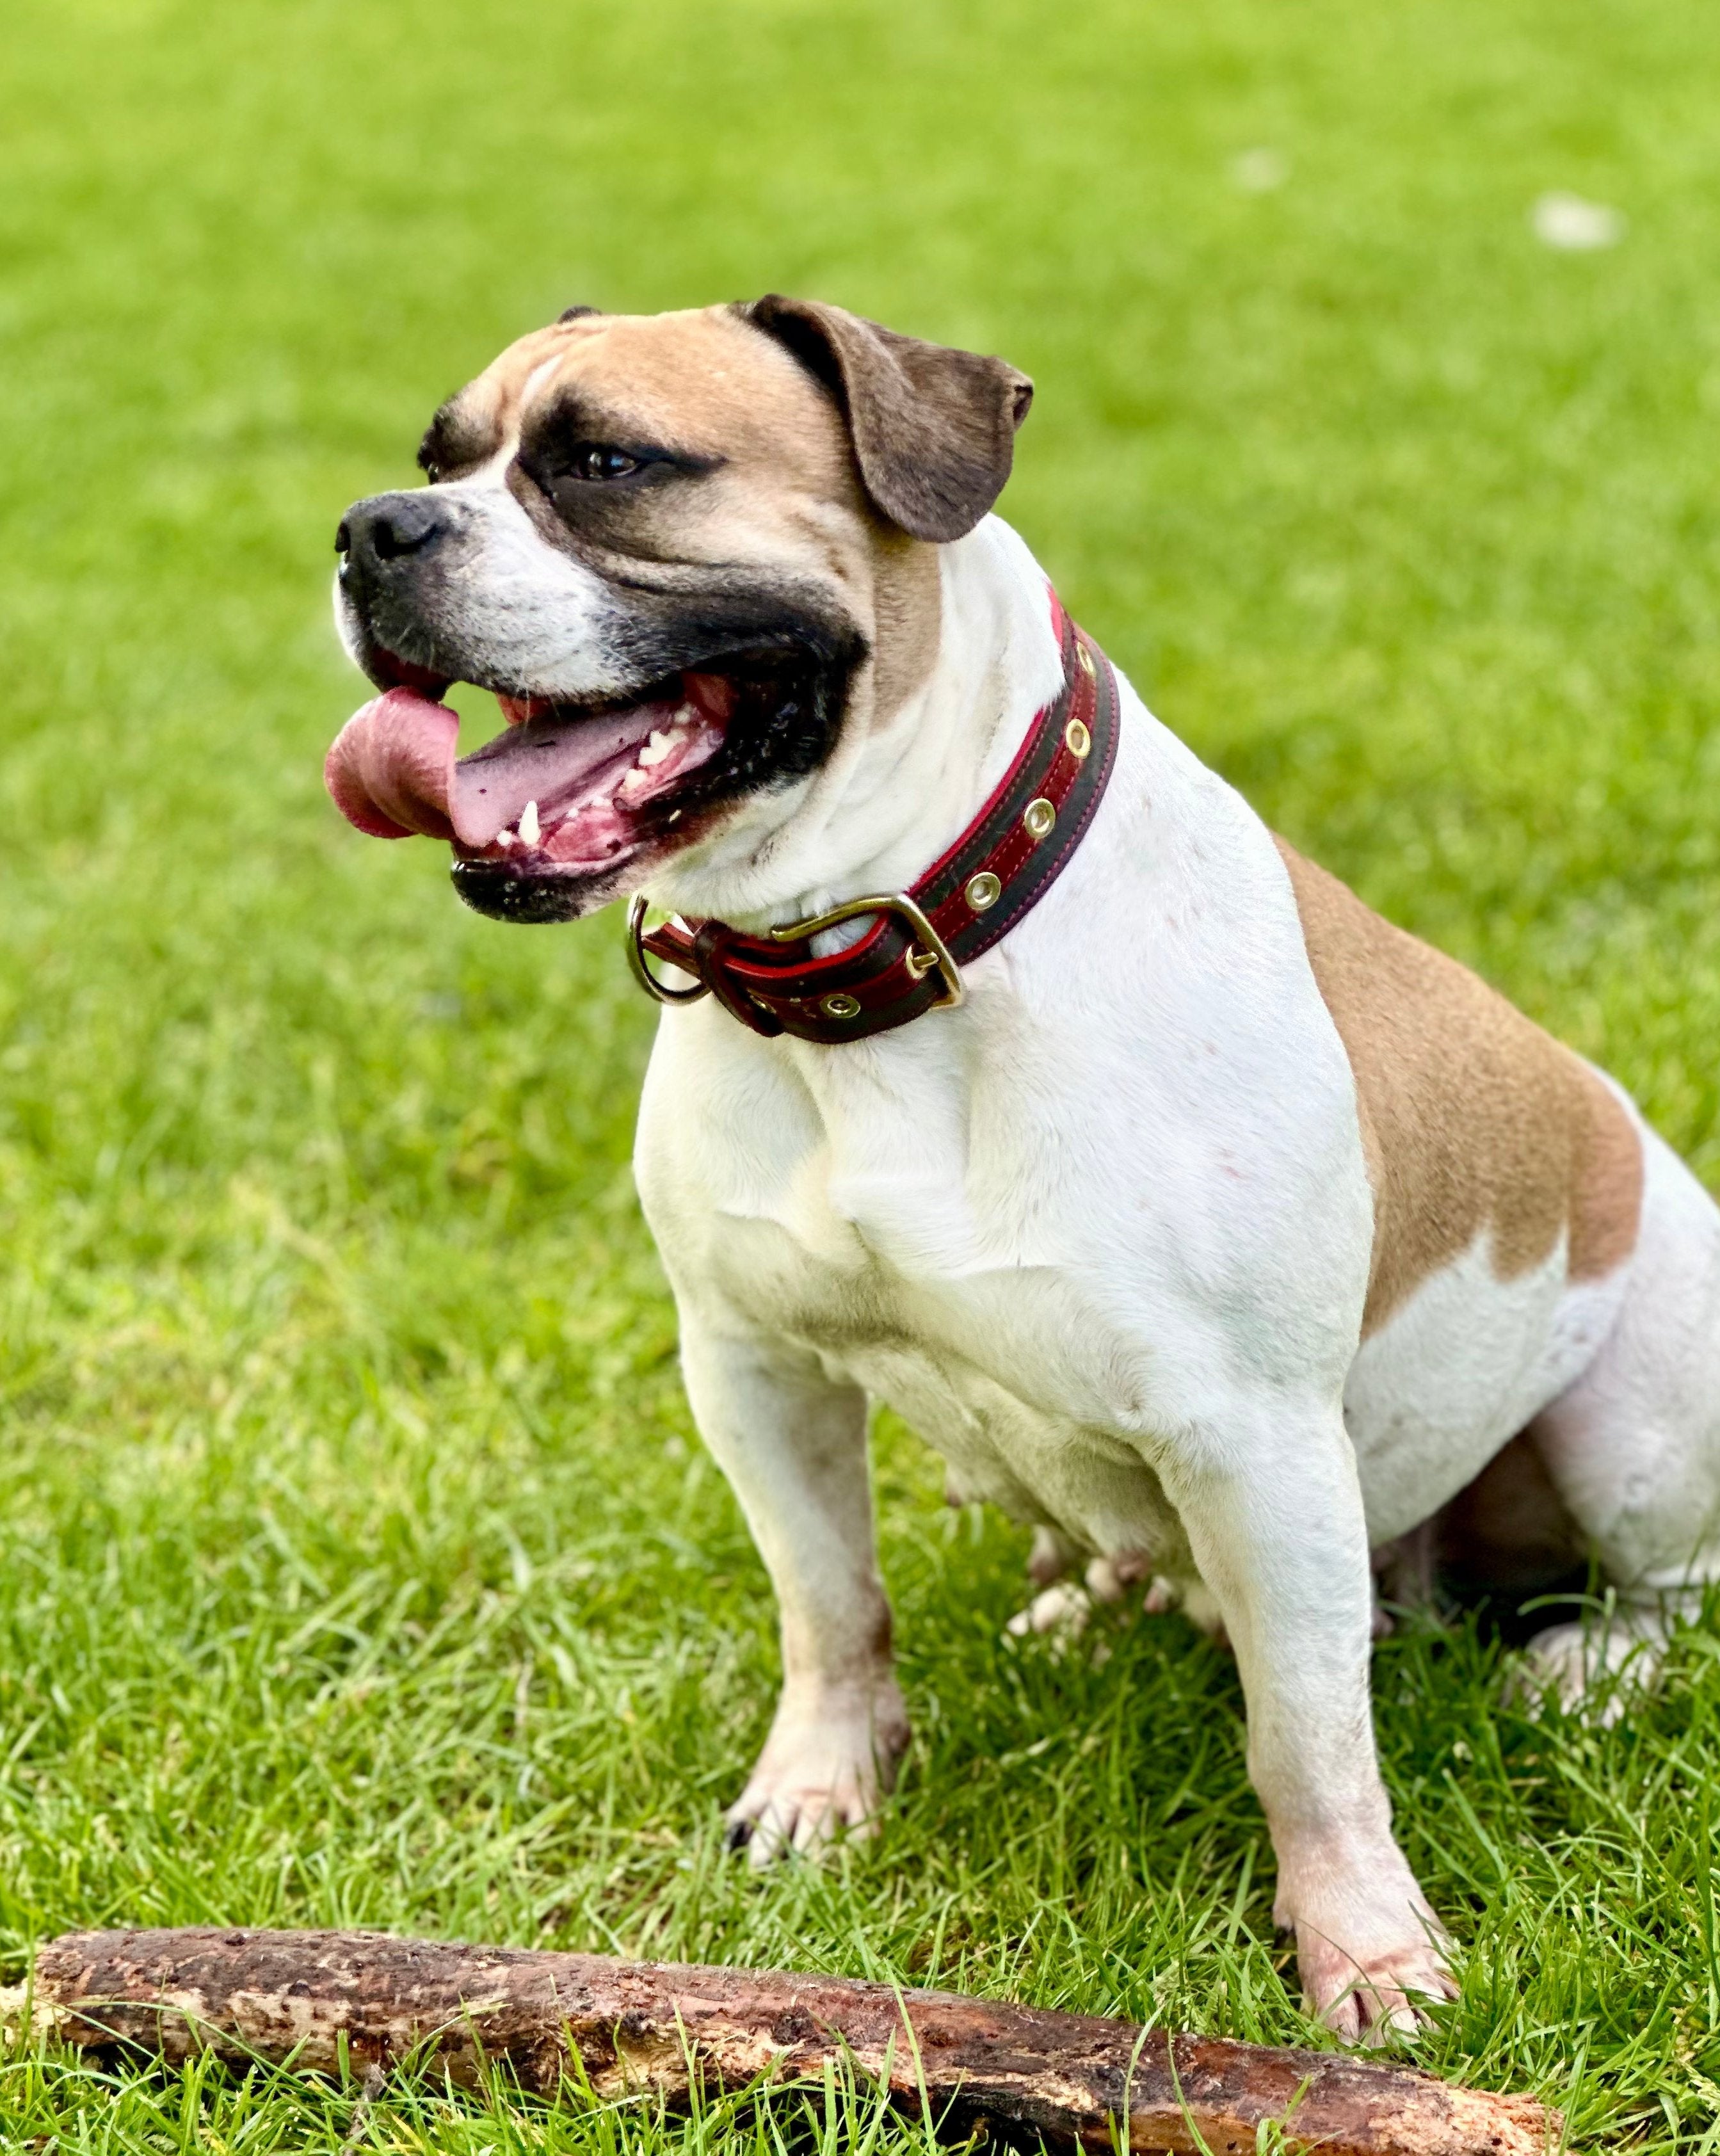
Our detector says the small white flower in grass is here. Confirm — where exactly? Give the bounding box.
[1532,191,1626,250]
[1232,147,1288,193]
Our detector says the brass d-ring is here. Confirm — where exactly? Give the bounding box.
[626,895,710,1005]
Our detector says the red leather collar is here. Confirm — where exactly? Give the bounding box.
[627,593,1120,1045]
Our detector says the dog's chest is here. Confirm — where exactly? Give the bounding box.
[715,1163,1180,1549]
[678,1074,1202,1556]
[709,1118,1072,1380]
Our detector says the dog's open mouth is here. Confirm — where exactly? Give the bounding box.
[325,652,837,919]
[327,670,734,863]
[325,581,864,922]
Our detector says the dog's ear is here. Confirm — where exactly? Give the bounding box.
[739,296,1033,543]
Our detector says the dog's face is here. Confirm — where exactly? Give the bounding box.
[327,300,1032,922]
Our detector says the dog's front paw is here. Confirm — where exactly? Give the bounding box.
[1279,1862,1455,2043]
[724,1681,908,1867]
[1296,1923,1456,2043]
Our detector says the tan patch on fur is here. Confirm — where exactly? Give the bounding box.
[1274,839,1643,1334]
[447,308,941,719]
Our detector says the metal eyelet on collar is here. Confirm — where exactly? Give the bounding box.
[965,871,1002,911]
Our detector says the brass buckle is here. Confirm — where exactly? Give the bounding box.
[768,892,964,1010]
[626,894,711,1006]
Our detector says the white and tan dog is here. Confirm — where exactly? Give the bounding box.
[326,300,1720,2040]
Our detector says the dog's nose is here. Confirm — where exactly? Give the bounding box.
[337,493,447,569]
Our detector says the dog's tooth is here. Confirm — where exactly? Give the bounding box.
[672,702,696,727]
[637,729,673,768]
[495,828,517,849]
[518,800,540,845]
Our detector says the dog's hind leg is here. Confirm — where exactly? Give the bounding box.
[1522,1122,1720,1714]
[677,1310,908,1863]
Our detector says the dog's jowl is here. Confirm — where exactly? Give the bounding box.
[327,300,1720,2041]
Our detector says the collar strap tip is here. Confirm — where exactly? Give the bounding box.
[767,892,964,1012]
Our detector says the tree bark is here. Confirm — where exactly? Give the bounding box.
[20,1928,1556,2156]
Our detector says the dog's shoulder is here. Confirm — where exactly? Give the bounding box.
[1271,836,1643,1335]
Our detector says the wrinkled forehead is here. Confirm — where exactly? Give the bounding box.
[427,306,857,492]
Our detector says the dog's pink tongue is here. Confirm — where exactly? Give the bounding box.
[325,689,460,842]
[327,688,673,851]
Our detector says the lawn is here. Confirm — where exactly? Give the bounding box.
[3,0,1720,2144]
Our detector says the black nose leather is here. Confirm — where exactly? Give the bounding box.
[338,493,446,567]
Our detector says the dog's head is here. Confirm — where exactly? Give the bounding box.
[327,300,1032,922]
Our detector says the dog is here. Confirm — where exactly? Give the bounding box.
[326,299,1720,2040]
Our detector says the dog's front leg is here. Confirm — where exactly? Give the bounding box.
[1163,1404,1453,2041]
[679,1312,907,1865]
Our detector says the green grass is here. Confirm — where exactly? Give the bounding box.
[3,0,1720,2144]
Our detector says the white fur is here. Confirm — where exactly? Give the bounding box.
[623,516,1720,2038]
[1346,1230,1628,1545]
[638,521,1423,2031]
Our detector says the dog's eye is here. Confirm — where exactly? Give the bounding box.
[570,444,642,483]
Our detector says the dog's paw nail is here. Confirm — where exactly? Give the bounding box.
[723,1817,755,1852]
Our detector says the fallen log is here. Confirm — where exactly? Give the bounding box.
[11,1928,1556,2156]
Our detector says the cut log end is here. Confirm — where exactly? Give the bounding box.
[13,1929,1558,2156]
